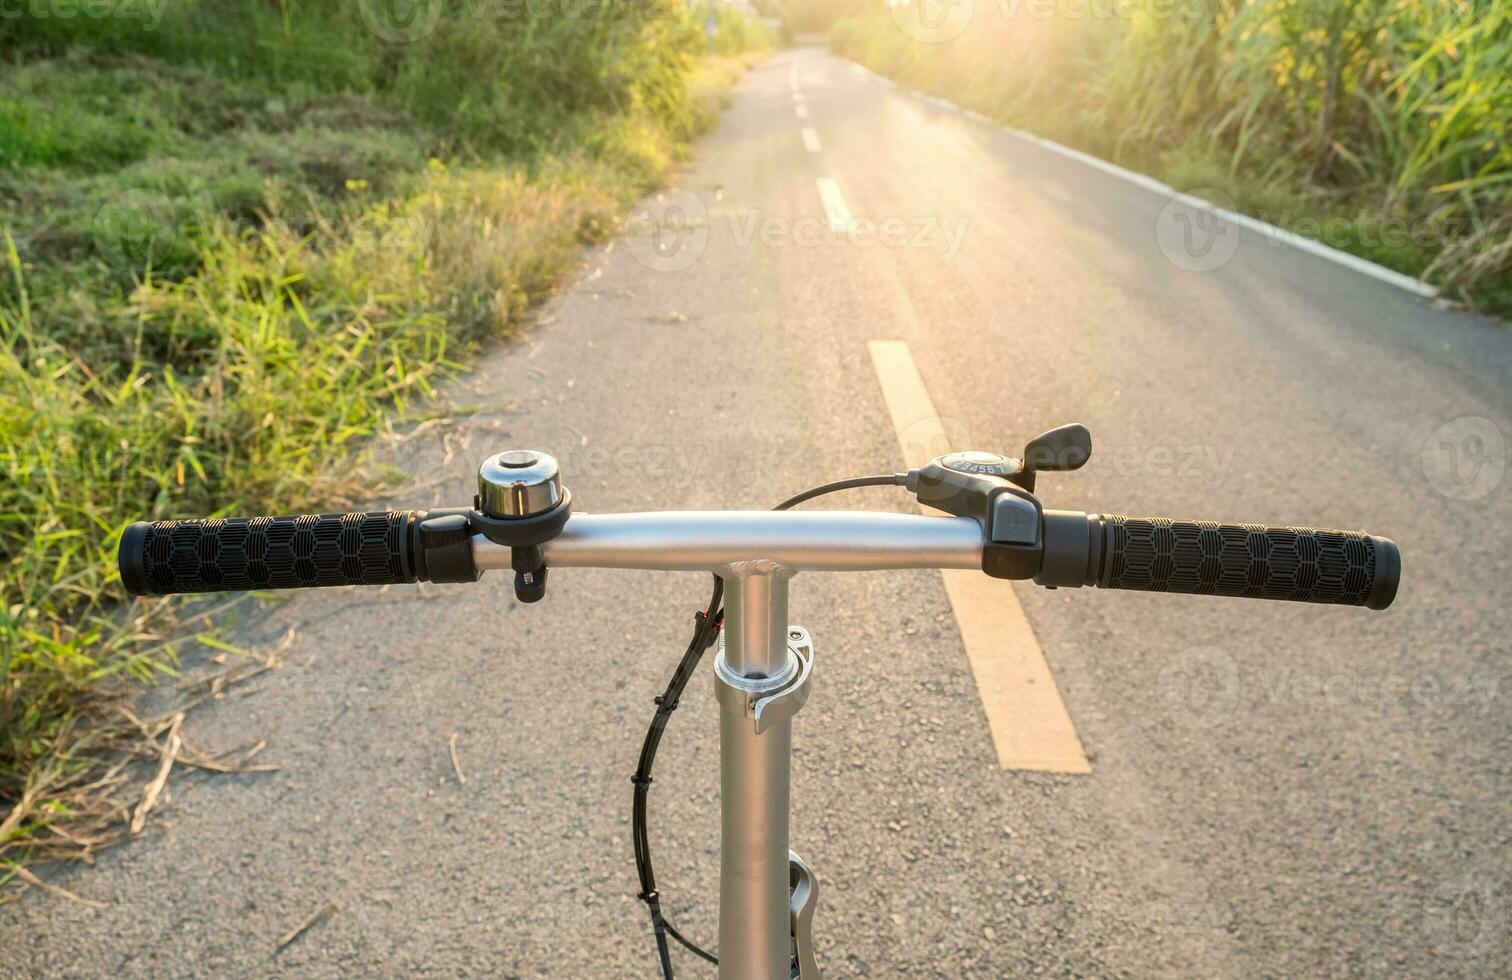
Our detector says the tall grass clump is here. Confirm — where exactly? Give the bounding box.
[831,0,1511,313]
[1,0,772,887]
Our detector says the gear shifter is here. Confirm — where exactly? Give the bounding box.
[907,424,1093,579]
[1019,423,1091,490]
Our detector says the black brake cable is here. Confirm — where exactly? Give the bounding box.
[631,473,908,978]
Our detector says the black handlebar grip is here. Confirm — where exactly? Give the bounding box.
[1094,515,1399,610]
[119,512,423,596]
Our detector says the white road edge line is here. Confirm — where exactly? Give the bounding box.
[801,127,822,154]
[815,177,853,233]
[868,340,1091,774]
[841,58,1436,298]
[795,104,809,120]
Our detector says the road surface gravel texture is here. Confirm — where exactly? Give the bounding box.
[5,48,1509,979]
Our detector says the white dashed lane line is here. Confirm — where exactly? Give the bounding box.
[815,177,853,233]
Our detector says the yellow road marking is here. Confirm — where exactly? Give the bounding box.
[868,340,1091,774]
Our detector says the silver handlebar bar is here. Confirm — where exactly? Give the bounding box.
[470,510,985,574]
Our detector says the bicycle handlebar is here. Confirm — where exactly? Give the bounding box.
[120,507,1399,610]
[1037,511,1399,610]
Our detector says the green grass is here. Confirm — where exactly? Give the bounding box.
[0,1,773,879]
[830,1,1512,315]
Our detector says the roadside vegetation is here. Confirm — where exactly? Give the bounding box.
[0,0,771,889]
[830,0,1510,315]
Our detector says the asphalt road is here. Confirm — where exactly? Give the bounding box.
[6,48,1510,978]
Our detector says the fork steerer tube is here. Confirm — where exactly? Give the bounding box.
[717,567,799,980]
[719,701,794,978]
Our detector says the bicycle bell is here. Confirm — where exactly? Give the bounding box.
[478,450,563,518]
[475,449,572,603]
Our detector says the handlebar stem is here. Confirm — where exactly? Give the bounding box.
[723,561,795,679]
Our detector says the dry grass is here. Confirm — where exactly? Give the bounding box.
[0,624,291,903]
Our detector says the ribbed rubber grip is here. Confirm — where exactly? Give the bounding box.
[119,512,421,596]
[1096,515,1400,609]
